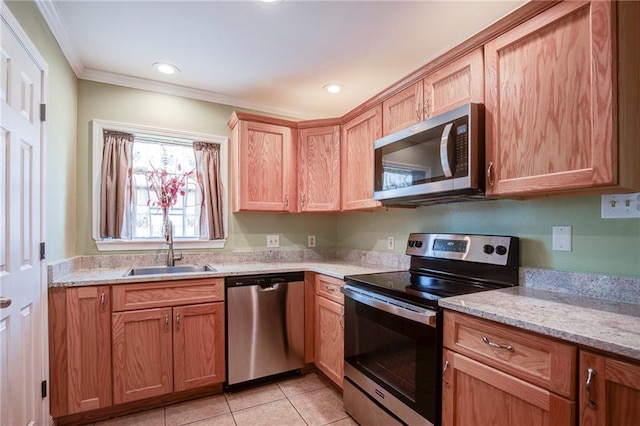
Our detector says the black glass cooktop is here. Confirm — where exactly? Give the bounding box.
[345,270,502,309]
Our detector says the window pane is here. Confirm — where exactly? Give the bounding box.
[131,140,200,239]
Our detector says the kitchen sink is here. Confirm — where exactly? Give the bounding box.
[123,264,217,276]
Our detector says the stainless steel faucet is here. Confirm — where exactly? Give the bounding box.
[164,220,183,267]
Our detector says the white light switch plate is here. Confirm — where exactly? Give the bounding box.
[601,192,640,218]
[552,226,572,251]
[387,236,395,250]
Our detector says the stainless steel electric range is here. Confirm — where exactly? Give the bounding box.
[342,233,519,426]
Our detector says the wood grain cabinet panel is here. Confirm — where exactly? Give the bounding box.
[298,125,340,212]
[444,310,576,398]
[315,295,344,389]
[484,1,640,197]
[579,351,640,426]
[174,302,225,391]
[49,286,112,416]
[442,349,575,426]
[423,47,483,119]
[228,112,297,212]
[382,81,424,136]
[111,279,223,312]
[112,307,174,404]
[341,105,382,211]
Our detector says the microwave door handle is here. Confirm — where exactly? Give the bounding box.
[439,122,455,178]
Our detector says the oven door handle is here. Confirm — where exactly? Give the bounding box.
[342,287,437,328]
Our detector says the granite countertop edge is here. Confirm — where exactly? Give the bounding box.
[49,260,400,287]
[439,287,640,362]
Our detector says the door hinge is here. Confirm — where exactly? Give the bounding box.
[41,380,47,398]
[40,103,46,122]
[40,242,45,260]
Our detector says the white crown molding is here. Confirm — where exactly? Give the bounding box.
[34,0,84,76]
[80,68,325,120]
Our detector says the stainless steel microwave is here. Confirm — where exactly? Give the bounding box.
[373,103,484,206]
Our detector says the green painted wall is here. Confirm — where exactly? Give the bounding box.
[76,80,337,255]
[6,0,78,262]
[337,196,640,277]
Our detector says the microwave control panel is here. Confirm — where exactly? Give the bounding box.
[454,117,469,177]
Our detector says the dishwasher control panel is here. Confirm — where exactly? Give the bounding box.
[225,271,305,287]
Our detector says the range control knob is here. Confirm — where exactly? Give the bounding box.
[414,241,423,248]
[495,245,508,256]
[408,241,415,247]
[483,244,495,255]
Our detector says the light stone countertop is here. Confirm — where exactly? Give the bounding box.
[439,286,640,362]
[49,260,401,287]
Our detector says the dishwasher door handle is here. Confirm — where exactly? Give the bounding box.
[257,284,280,292]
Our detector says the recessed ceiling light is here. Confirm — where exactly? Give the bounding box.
[153,62,179,75]
[323,83,343,94]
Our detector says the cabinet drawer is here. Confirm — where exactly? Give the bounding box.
[315,274,344,305]
[112,278,224,312]
[443,311,576,399]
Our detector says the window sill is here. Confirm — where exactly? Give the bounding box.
[95,238,227,252]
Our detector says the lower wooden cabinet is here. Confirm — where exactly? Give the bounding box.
[442,348,574,425]
[49,286,112,417]
[112,301,225,404]
[579,350,640,425]
[442,310,576,426]
[314,274,345,388]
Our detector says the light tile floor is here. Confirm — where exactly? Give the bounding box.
[92,373,359,426]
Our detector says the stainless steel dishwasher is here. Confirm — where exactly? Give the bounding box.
[225,272,305,387]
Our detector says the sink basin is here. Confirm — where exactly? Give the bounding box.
[124,264,217,277]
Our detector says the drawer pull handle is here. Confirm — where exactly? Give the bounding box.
[164,314,170,333]
[443,360,449,374]
[482,336,514,353]
[325,285,336,293]
[176,313,181,332]
[586,368,597,409]
[100,293,106,312]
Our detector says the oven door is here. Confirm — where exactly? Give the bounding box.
[342,285,441,426]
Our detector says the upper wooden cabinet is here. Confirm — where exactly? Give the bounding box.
[298,124,341,212]
[423,47,484,120]
[341,105,383,211]
[228,112,297,212]
[381,48,483,137]
[382,81,424,136]
[579,350,640,426]
[484,0,640,197]
[49,286,112,417]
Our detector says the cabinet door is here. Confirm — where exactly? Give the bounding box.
[579,351,640,426]
[174,303,225,392]
[423,48,483,119]
[484,1,614,196]
[315,296,344,388]
[298,125,340,212]
[236,120,296,212]
[341,105,382,211]
[112,307,173,403]
[442,349,574,426]
[382,81,423,136]
[49,286,112,416]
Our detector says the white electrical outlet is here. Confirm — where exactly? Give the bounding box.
[387,236,395,250]
[267,235,280,248]
[308,235,316,248]
[552,226,572,251]
[601,193,640,218]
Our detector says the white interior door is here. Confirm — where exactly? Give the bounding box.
[0,8,45,426]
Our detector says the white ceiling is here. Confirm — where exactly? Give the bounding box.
[37,0,524,119]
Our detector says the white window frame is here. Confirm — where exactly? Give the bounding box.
[91,119,228,251]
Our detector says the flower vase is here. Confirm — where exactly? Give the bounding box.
[161,207,170,239]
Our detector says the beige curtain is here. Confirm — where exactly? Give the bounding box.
[100,131,134,239]
[194,142,225,239]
